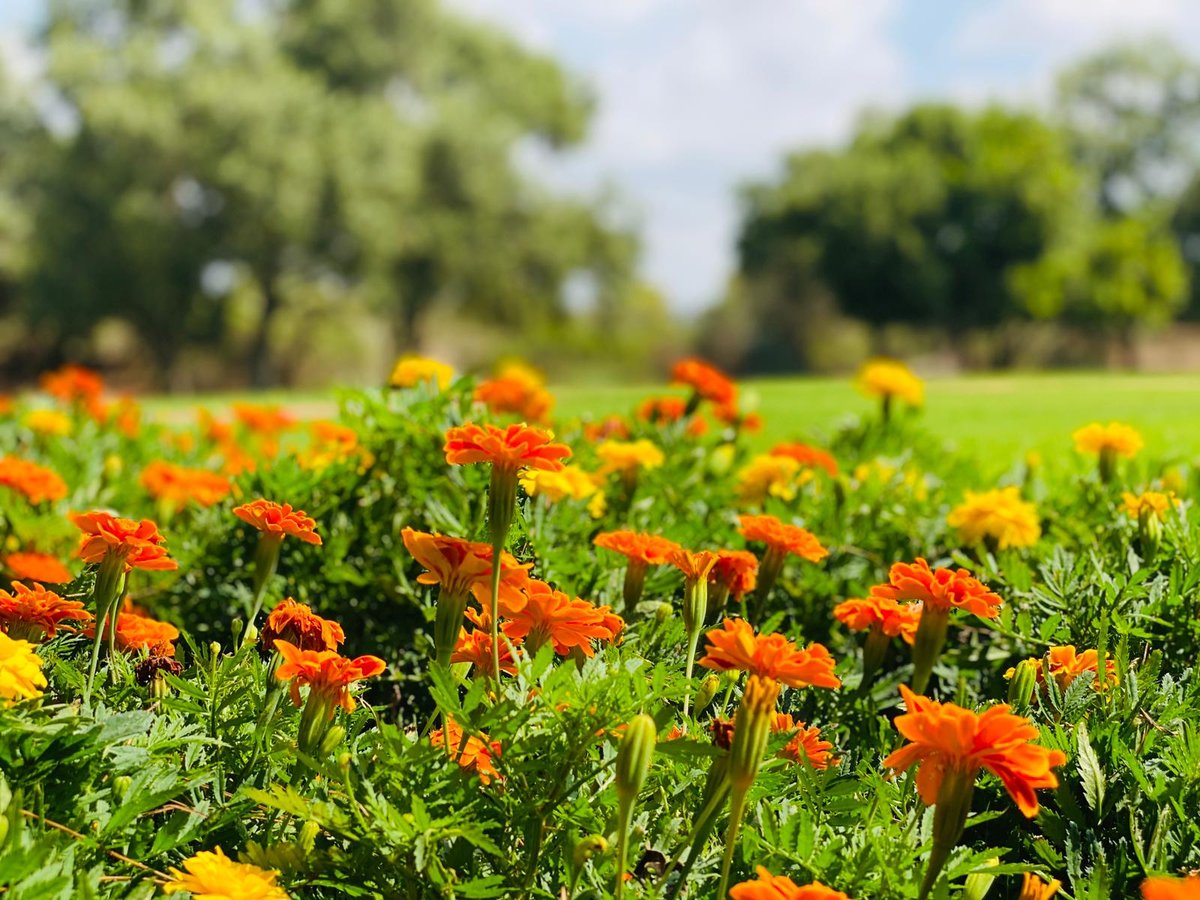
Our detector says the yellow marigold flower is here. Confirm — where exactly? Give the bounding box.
[389,355,454,390]
[735,454,803,506]
[1073,422,1142,458]
[947,487,1041,549]
[0,631,47,704]
[1019,873,1062,899]
[23,409,72,437]
[162,846,290,898]
[1121,490,1178,520]
[520,465,599,503]
[596,439,665,474]
[855,358,924,407]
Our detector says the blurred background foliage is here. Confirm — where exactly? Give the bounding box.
[0,3,1198,387]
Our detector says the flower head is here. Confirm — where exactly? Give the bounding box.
[233,500,322,545]
[444,423,571,473]
[474,362,554,422]
[1122,490,1179,520]
[1142,876,1200,899]
[260,598,345,654]
[710,550,759,602]
[947,487,1041,549]
[140,461,232,510]
[833,596,921,644]
[431,718,502,785]
[739,515,829,563]
[869,558,1002,619]
[0,631,47,703]
[3,552,73,585]
[88,608,180,656]
[671,358,736,405]
[451,621,520,676]
[40,363,104,404]
[699,618,841,689]
[274,641,386,714]
[1073,422,1142,458]
[162,846,290,899]
[883,685,1067,817]
[596,439,665,474]
[389,355,454,390]
[1004,646,1117,692]
[736,455,804,506]
[401,528,531,611]
[594,531,681,566]
[772,713,839,769]
[520,466,599,503]
[232,403,295,436]
[855,358,923,407]
[769,443,838,477]
[0,581,91,641]
[71,512,178,572]
[503,580,622,657]
[1019,874,1062,899]
[730,867,850,900]
[668,547,721,582]
[637,395,689,424]
[0,457,68,505]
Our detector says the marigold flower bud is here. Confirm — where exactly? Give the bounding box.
[1007,659,1039,707]
[615,714,656,806]
[654,603,672,624]
[728,676,779,792]
[694,674,721,715]
[320,725,346,756]
[299,820,320,852]
[962,857,999,900]
[1138,504,1163,561]
[112,775,132,801]
[573,834,608,869]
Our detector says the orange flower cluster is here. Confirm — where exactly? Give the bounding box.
[402,528,531,611]
[739,515,829,563]
[72,512,178,572]
[302,421,365,470]
[444,423,571,473]
[451,622,519,676]
[430,718,502,785]
[710,550,759,602]
[730,867,851,900]
[671,358,736,406]
[140,461,232,510]
[1005,645,1117,692]
[0,581,91,640]
[40,364,104,408]
[504,580,623,658]
[884,685,1067,817]
[771,713,839,769]
[3,552,73,585]
[1142,876,1200,899]
[833,596,921,645]
[260,598,345,654]
[869,558,1002,618]
[593,531,680,566]
[769,443,839,477]
[581,415,631,442]
[233,500,322,545]
[88,606,181,657]
[474,363,554,423]
[637,395,688,424]
[232,403,295,437]
[699,618,841,690]
[0,457,69,505]
[274,640,386,714]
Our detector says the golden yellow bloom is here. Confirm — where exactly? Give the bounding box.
[389,355,454,390]
[735,454,804,506]
[23,409,72,437]
[1073,422,1143,458]
[0,631,47,703]
[596,439,665,475]
[163,846,290,898]
[520,465,600,503]
[1121,491,1178,520]
[947,487,1041,549]
[1018,873,1062,899]
[855,358,924,407]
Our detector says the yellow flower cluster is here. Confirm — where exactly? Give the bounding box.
[163,847,291,899]
[0,631,47,704]
[596,439,665,474]
[855,359,924,407]
[947,487,1041,550]
[735,455,807,506]
[1072,422,1143,459]
[389,355,455,390]
[1121,490,1178,520]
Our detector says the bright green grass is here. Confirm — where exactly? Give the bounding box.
[554,372,1200,462]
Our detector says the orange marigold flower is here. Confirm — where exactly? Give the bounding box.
[594,531,681,566]
[451,622,520,676]
[233,500,322,545]
[1004,646,1117,692]
[1019,874,1062,899]
[637,395,689,424]
[833,596,922,645]
[698,618,841,689]
[883,685,1067,818]
[582,415,631,442]
[668,547,721,582]
[1142,876,1200,899]
[260,598,345,654]
[3,552,73,585]
[474,362,554,423]
[730,867,851,900]
[303,421,363,469]
[88,609,180,657]
[0,457,68,505]
[232,403,295,436]
[503,580,623,657]
[140,461,232,510]
[869,558,1002,619]
[0,581,91,641]
[772,713,839,769]
[769,443,839,477]
[71,512,178,572]
[710,550,759,602]
[431,717,502,785]
[274,640,386,714]
[1122,490,1179,520]
[40,364,104,405]
[671,358,736,406]
[1073,421,1142,458]
[739,515,829,563]
[401,528,531,611]
[444,423,571,473]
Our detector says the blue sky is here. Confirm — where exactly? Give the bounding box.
[4,0,1200,313]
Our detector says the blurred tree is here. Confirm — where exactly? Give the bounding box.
[1056,39,1200,216]
[1170,173,1200,319]
[20,0,635,386]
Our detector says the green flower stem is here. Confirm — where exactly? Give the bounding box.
[486,466,518,685]
[83,555,128,705]
[243,534,283,643]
